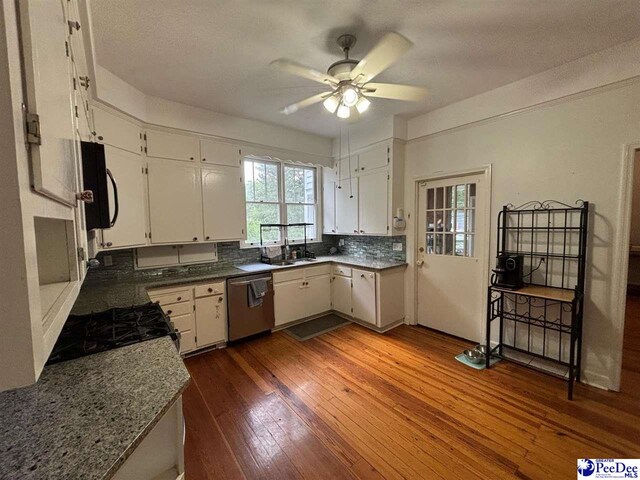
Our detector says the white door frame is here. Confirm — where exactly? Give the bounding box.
[611,141,640,391]
[412,165,492,336]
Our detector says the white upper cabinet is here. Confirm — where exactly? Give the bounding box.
[93,108,142,155]
[147,160,203,243]
[145,129,199,162]
[202,165,245,241]
[323,182,336,234]
[100,147,147,249]
[358,170,389,235]
[20,0,77,206]
[200,139,240,167]
[337,156,359,180]
[335,179,359,234]
[352,269,377,325]
[358,143,389,173]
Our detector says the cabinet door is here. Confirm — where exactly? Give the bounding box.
[202,166,245,241]
[337,156,359,180]
[136,245,180,268]
[145,130,199,162]
[323,182,336,234]
[306,274,331,317]
[335,179,359,234]
[101,147,147,249]
[359,170,389,235]
[274,279,307,326]
[200,139,240,167]
[93,108,142,155]
[358,143,389,173]
[147,161,203,243]
[20,0,77,206]
[332,276,352,316]
[195,295,227,347]
[352,269,376,325]
[178,244,218,264]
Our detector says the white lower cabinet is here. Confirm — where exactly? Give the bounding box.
[148,281,227,354]
[274,278,308,327]
[273,265,332,327]
[352,269,377,325]
[147,160,203,244]
[332,275,352,316]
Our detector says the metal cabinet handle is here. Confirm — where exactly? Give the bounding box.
[189,157,194,160]
[193,237,198,241]
[208,288,213,293]
[202,158,207,162]
[331,229,335,233]
[361,167,364,170]
[97,135,104,141]
[353,230,358,233]
[104,242,113,247]
[177,297,182,301]
[205,236,210,240]
[360,230,365,233]
[360,274,365,278]
[106,168,119,227]
[218,297,223,303]
[167,310,172,315]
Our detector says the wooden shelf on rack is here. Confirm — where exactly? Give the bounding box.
[492,284,575,303]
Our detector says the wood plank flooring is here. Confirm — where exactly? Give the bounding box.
[183,305,640,480]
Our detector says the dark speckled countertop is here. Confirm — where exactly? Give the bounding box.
[0,254,404,480]
[0,337,189,480]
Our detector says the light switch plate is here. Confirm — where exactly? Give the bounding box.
[393,243,403,251]
[103,255,113,267]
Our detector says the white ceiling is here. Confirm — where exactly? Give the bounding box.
[91,0,640,138]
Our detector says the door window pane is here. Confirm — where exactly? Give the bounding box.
[427,211,435,232]
[444,234,454,255]
[427,188,434,209]
[455,234,465,256]
[466,234,475,257]
[435,187,444,209]
[435,211,444,232]
[455,210,465,232]
[445,186,454,208]
[467,183,476,208]
[445,209,454,232]
[467,209,475,233]
[435,234,443,255]
[456,184,466,208]
[426,234,434,254]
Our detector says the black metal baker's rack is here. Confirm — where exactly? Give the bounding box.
[258,223,315,264]
[485,200,589,399]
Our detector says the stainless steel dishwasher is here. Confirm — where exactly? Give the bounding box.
[227,273,275,341]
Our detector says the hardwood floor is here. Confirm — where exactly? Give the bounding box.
[183,316,640,479]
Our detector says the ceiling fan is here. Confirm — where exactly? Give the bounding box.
[270,32,427,119]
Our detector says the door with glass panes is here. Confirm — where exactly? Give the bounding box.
[416,173,487,341]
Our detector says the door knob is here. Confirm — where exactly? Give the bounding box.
[416,259,424,267]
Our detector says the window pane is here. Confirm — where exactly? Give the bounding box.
[286,204,316,240]
[427,211,435,232]
[426,234,434,254]
[435,234,443,254]
[444,234,454,255]
[445,186,454,208]
[467,183,476,208]
[284,166,315,204]
[445,209,454,232]
[435,210,444,232]
[427,188,434,209]
[466,209,475,233]
[466,234,474,257]
[455,234,465,256]
[244,160,279,202]
[456,184,466,208]
[435,187,444,209]
[245,203,280,244]
[455,209,465,232]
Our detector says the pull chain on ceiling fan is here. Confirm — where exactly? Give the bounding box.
[270,32,428,119]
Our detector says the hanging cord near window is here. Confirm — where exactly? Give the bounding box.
[337,125,342,190]
[347,125,353,198]
[522,257,545,280]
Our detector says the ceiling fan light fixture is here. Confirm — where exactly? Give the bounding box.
[323,94,340,113]
[336,103,351,119]
[355,96,371,113]
[342,87,359,107]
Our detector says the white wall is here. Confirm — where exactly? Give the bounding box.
[95,65,333,164]
[403,80,640,391]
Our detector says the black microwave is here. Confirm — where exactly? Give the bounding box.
[81,141,119,231]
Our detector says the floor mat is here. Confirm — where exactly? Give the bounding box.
[285,314,350,341]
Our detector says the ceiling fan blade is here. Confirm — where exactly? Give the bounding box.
[280,91,332,115]
[363,83,427,102]
[270,59,339,86]
[350,32,413,83]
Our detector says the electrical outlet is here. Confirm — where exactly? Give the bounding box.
[339,239,345,246]
[103,255,113,267]
[393,243,403,251]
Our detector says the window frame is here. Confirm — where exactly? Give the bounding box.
[241,156,321,248]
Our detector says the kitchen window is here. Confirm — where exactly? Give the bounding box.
[242,158,318,247]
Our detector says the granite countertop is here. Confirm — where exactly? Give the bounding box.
[72,255,407,315]
[0,337,189,480]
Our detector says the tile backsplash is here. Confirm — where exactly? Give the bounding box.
[90,234,405,280]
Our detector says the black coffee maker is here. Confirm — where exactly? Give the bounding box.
[491,254,524,290]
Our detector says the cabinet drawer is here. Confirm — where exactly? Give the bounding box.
[304,264,332,278]
[333,265,352,277]
[171,312,195,333]
[161,301,191,318]
[194,281,225,298]
[273,268,304,284]
[179,330,196,354]
[148,288,193,306]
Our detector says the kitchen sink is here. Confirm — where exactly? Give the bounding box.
[270,260,295,266]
